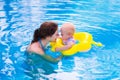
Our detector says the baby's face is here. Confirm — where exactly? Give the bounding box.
[61,30,72,40]
[60,23,75,40]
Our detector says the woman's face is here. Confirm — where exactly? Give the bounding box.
[50,30,59,41]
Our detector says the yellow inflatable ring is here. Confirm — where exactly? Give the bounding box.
[50,32,102,56]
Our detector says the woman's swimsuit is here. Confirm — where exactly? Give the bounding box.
[38,39,45,51]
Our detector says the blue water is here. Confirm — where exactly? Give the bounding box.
[0,0,120,80]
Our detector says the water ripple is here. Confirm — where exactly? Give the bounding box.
[0,0,120,79]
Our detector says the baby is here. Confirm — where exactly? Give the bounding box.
[55,22,76,51]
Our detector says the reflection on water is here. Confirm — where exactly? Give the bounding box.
[0,0,120,80]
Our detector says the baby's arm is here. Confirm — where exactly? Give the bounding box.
[55,41,74,51]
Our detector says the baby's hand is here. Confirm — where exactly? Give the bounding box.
[65,41,75,49]
[67,41,75,46]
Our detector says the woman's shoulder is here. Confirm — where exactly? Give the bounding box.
[27,42,44,55]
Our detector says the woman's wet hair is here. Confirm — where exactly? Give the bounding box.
[31,21,58,43]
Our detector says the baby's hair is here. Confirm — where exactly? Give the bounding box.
[61,22,75,35]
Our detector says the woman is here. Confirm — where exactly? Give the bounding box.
[23,21,63,79]
[26,21,63,63]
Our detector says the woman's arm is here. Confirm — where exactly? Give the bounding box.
[27,43,63,63]
[41,54,63,63]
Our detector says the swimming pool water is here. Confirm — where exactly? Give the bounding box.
[0,0,120,80]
